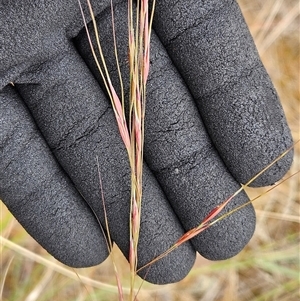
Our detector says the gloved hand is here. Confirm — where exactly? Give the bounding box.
[0,0,293,284]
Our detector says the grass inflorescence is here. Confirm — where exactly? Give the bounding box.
[78,0,155,299]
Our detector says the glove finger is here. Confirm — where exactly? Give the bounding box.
[13,44,195,284]
[0,85,109,267]
[0,0,118,89]
[74,2,256,261]
[150,0,294,186]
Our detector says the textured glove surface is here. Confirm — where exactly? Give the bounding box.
[0,0,293,284]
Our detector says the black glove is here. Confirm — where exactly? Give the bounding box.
[0,0,293,284]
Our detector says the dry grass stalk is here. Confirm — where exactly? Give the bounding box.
[137,144,298,272]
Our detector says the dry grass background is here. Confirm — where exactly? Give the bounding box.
[1,0,299,300]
